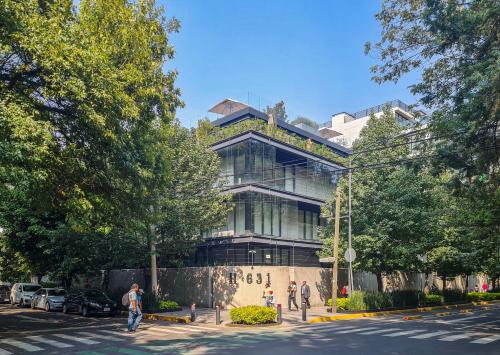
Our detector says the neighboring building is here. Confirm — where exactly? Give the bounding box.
[318,100,423,148]
[192,99,350,268]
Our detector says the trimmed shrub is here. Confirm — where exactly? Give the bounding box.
[327,297,350,311]
[158,300,180,312]
[230,305,277,325]
[466,292,500,302]
[422,294,442,305]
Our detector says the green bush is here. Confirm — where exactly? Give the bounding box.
[348,291,368,310]
[422,294,442,305]
[466,292,500,302]
[230,305,277,325]
[327,297,350,311]
[390,290,422,308]
[363,291,393,310]
[158,300,180,312]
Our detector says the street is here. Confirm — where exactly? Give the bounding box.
[1,303,499,354]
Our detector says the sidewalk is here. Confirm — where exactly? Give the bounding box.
[154,306,332,326]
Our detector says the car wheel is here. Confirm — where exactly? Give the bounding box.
[82,306,89,317]
[63,304,69,314]
[31,301,35,309]
[45,302,50,312]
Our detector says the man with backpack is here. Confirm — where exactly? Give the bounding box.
[123,283,142,332]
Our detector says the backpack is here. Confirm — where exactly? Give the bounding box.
[122,292,130,307]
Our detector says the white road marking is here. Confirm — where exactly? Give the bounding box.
[53,333,100,345]
[409,330,451,339]
[2,322,123,335]
[142,327,185,335]
[359,328,401,335]
[318,326,357,332]
[98,329,133,337]
[0,348,12,355]
[76,331,122,341]
[443,315,487,324]
[383,329,427,337]
[170,326,204,333]
[335,327,378,334]
[0,339,44,352]
[459,319,500,329]
[26,335,73,348]
[439,332,476,341]
[470,334,500,344]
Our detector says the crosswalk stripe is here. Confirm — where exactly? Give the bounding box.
[318,326,357,332]
[26,335,73,348]
[410,330,450,339]
[98,329,134,337]
[444,315,487,324]
[77,331,122,341]
[0,348,12,355]
[53,333,100,345]
[335,327,378,334]
[383,329,427,337]
[170,326,203,333]
[439,333,476,342]
[470,334,500,344]
[359,328,401,335]
[0,339,44,352]
[141,327,184,335]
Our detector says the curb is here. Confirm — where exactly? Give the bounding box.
[308,300,498,323]
[142,313,191,323]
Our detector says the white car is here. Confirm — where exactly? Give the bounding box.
[10,283,42,306]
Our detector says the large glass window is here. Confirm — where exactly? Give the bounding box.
[216,139,338,201]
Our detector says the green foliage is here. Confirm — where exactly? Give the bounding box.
[290,116,319,130]
[158,300,180,312]
[422,294,443,306]
[367,0,500,281]
[441,290,466,303]
[265,100,288,122]
[197,118,346,166]
[327,297,350,311]
[466,292,500,302]
[229,305,277,325]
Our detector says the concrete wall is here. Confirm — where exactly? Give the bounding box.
[89,267,490,309]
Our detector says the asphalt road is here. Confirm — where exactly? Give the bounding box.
[0,303,499,354]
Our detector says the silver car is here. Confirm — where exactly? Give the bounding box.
[31,288,67,311]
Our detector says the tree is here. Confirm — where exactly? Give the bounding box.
[0,0,182,282]
[321,108,444,291]
[290,116,319,130]
[366,0,500,279]
[265,100,288,122]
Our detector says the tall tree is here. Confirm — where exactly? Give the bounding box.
[265,100,288,122]
[0,0,182,282]
[366,0,500,282]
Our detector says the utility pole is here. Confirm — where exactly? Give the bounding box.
[332,184,341,313]
[149,207,159,297]
[348,157,353,296]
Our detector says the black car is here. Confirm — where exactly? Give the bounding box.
[0,285,10,303]
[63,289,118,317]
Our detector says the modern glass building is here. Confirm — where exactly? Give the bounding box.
[193,100,351,267]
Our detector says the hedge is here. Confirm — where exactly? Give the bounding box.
[230,305,277,325]
[327,297,350,311]
[421,294,442,305]
[159,300,180,312]
[465,292,500,302]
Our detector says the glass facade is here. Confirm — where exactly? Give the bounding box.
[217,139,337,201]
[208,192,325,241]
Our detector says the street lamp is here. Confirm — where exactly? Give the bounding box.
[249,250,256,269]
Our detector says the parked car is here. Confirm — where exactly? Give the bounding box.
[31,288,67,311]
[63,289,118,317]
[0,285,11,303]
[10,283,42,306]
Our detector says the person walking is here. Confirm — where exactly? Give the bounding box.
[287,281,299,311]
[301,281,311,309]
[133,289,144,330]
[341,284,348,298]
[127,283,139,332]
[482,282,488,293]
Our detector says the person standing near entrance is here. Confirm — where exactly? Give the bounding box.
[301,281,311,309]
[287,281,299,311]
[263,282,274,307]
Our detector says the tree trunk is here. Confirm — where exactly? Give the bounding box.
[442,275,447,291]
[465,275,469,292]
[376,272,383,292]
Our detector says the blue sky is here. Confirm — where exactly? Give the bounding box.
[162,0,420,127]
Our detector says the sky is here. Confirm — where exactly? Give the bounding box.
[161,0,420,128]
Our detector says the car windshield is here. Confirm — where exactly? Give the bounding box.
[47,289,67,296]
[83,290,107,299]
[23,285,41,292]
